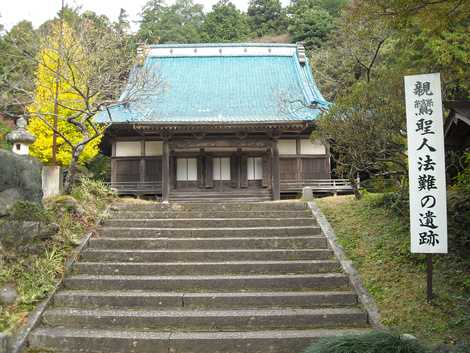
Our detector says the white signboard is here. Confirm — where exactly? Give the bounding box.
[405,73,447,253]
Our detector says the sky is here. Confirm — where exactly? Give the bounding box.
[1,0,291,31]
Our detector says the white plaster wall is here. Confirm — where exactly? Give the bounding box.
[300,139,326,155]
[278,140,297,155]
[145,141,163,156]
[115,141,141,157]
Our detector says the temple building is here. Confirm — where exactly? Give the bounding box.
[97,43,331,202]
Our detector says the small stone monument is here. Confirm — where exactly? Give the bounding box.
[6,117,36,156]
[302,186,314,201]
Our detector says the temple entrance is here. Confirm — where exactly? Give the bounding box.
[171,149,270,193]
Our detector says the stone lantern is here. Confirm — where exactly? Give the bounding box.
[6,117,36,156]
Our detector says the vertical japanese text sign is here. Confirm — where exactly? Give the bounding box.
[405,73,447,253]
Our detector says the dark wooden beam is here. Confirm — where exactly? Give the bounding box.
[170,139,272,149]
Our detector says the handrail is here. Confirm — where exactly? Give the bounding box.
[280,178,357,192]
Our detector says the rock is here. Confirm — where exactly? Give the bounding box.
[0,284,18,305]
[401,334,417,340]
[0,188,22,216]
[430,344,451,353]
[44,195,85,216]
[39,222,60,239]
[0,220,58,249]
[0,332,8,353]
[0,149,42,202]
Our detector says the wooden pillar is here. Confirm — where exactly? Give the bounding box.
[198,149,205,189]
[110,141,117,184]
[240,153,248,188]
[205,154,214,188]
[162,140,170,203]
[272,140,280,200]
[140,140,146,183]
[230,152,240,189]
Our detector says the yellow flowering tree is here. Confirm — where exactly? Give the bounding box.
[1,13,163,192]
[28,22,102,167]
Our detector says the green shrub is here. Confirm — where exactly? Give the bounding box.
[361,177,400,193]
[71,177,114,203]
[371,191,409,217]
[7,200,52,223]
[447,187,470,259]
[304,331,427,353]
[85,154,111,181]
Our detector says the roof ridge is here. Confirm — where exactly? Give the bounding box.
[148,43,298,49]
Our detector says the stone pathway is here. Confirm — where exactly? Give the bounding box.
[28,201,370,353]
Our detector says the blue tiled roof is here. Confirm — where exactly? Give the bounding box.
[96,44,329,124]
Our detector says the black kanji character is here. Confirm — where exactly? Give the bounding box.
[414,99,434,115]
[418,155,436,172]
[418,174,438,191]
[419,210,438,229]
[414,81,433,96]
[416,119,434,135]
[419,230,439,246]
[417,138,437,152]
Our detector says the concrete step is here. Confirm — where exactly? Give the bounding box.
[102,218,316,228]
[87,236,328,250]
[80,249,335,262]
[168,198,274,203]
[111,210,312,219]
[53,290,358,309]
[42,307,368,331]
[64,273,350,291]
[99,225,321,238]
[29,328,371,353]
[112,201,308,212]
[73,260,340,276]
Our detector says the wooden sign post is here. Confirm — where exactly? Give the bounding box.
[404,73,448,302]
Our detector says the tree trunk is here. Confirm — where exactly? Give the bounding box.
[349,173,361,200]
[64,145,84,194]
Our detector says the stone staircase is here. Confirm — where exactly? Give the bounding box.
[28,202,370,353]
[169,189,272,203]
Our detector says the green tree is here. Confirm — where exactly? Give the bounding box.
[288,6,335,49]
[247,0,287,37]
[201,0,250,42]
[0,21,37,119]
[313,75,408,199]
[291,0,347,17]
[116,8,130,34]
[138,0,204,44]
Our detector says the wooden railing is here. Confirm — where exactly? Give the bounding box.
[107,181,162,195]
[280,178,358,193]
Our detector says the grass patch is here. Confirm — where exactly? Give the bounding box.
[316,193,470,345]
[305,331,427,353]
[0,178,116,334]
